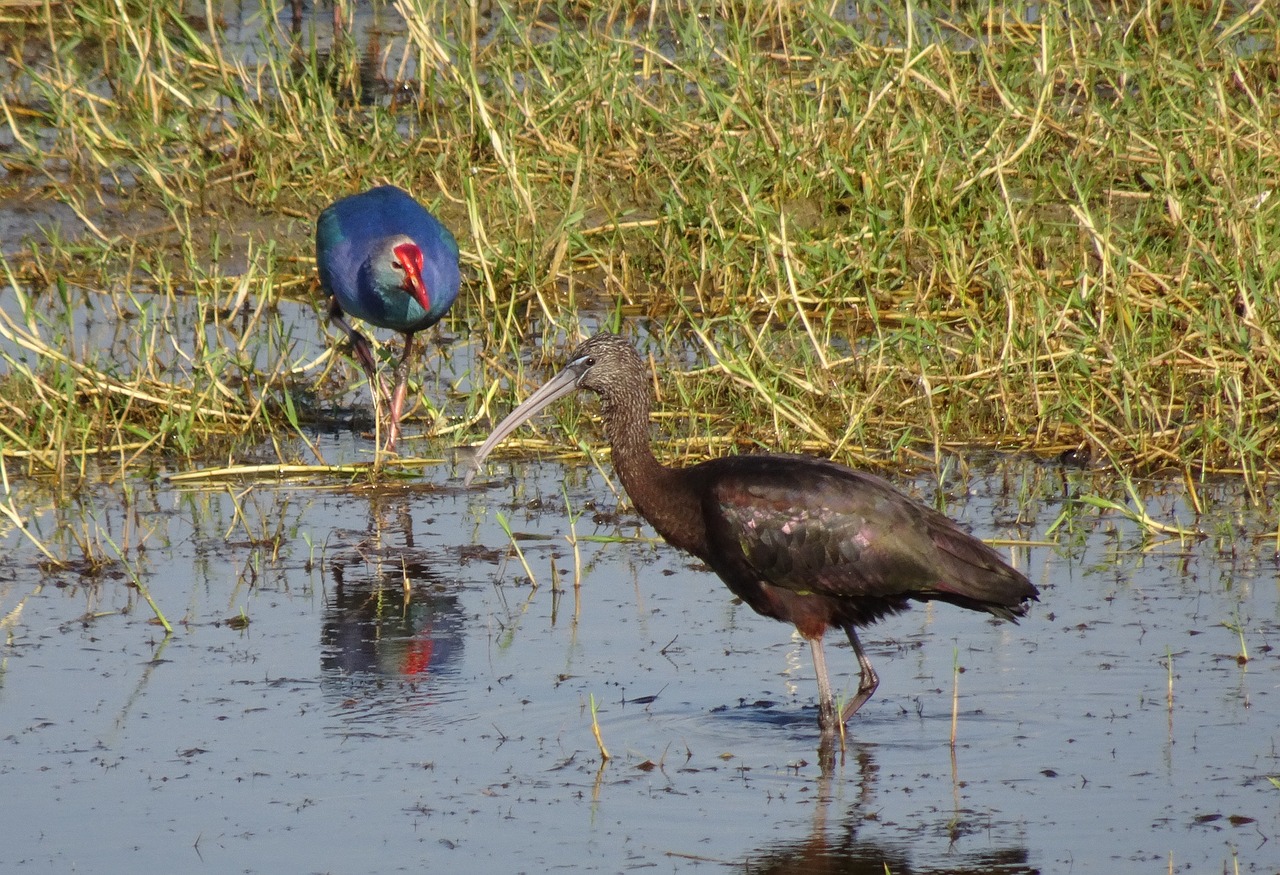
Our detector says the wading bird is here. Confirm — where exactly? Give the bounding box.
[464,333,1037,735]
[316,185,461,452]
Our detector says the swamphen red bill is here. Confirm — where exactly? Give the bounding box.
[316,185,461,452]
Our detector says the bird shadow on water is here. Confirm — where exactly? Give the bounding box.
[709,692,923,747]
[712,697,829,735]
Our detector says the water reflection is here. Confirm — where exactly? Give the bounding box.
[320,563,465,684]
[741,747,1034,874]
[319,495,467,713]
[743,834,1032,875]
[280,0,425,109]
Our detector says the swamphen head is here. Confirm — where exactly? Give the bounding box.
[316,185,461,452]
[316,185,460,331]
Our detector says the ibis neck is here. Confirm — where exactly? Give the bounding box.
[602,396,709,559]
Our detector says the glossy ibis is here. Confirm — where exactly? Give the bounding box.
[464,333,1038,734]
[316,185,461,451]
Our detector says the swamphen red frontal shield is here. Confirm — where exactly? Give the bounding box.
[464,333,1038,735]
[316,185,461,452]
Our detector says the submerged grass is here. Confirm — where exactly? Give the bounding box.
[0,0,1279,503]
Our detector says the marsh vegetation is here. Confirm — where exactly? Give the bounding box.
[1,0,1277,496]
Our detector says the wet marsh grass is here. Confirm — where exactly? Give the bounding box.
[0,0,1279,507]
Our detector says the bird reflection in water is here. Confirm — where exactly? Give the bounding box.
[735,746,1034,875]
[320,498,466,710]
[320,562,465,685]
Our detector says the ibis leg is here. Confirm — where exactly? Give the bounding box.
[807,635,839,734]
[839,625,880,723]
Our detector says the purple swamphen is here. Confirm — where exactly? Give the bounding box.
[316,185,461,451]
[465,333,1038,736]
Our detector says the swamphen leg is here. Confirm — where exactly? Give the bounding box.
[328,300,381,388]
[328,299,391,428]
[386,331,417,453]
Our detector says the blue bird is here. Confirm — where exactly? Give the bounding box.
[316,185,461,452]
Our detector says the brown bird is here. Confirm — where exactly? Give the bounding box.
[464,333,1038,734]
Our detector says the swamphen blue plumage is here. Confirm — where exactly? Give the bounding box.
[464,333,1038,735]
[316,185,461,451]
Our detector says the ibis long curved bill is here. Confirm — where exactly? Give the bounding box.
[463,355,590,486]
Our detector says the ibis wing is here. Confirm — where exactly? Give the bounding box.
[701,456,1033,612]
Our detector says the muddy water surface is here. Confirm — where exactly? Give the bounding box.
[1,430,1276,874]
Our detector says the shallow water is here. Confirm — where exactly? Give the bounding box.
[1,5,1277,872]
[1,424,1276,874]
